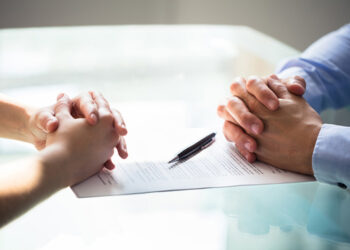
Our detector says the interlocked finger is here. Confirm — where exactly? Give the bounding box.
[226,96,264,135]
[73,92,98,124]
[245,76,279,110]
[222,120,257,153]
[217,104,239,125]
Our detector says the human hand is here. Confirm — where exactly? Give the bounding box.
[218,76,322,175]
[217,75,306,162]
[42,94,121,187]
[28,91,128,163]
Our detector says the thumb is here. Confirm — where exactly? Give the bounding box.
[54,93,73,121]
[36,110,59,133]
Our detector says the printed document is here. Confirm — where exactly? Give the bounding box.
[72,129,314,197]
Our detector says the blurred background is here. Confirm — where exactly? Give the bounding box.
[0,0,350,51]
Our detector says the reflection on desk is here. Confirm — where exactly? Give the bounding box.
[223,182,350,249]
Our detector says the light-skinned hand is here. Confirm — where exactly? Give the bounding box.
[218,76,322,175]
[217,74,306,162]
[42,93,121,187]
[28,91,128,169]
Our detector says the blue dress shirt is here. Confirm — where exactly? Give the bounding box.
[276,24,350,188]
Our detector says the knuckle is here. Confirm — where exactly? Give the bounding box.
[294,75,306,87]
[246,77,258,89]
[227,96,240,109]
[96,91,106,101]
[55,100,67,110]
[248,97,264,112]
[113,133,121,145]
[112,109,122,119]
[236,133,248,146]
[76,93,84,99]
[230,81,242,93]
[223,126,234,142]
[37,113,51,129]
[87,101,97,110]
[275,84,286,93]
[217,105,225,116]
[294,75,305,82]
[247,75,263,84]
[223,120,231,131]
[226,98,234,108]
[99,111,114,124]
[259,88,274,100]
[223,121,238,140]
[56,94,70,105]
[239,113,254,126]
[40,112,51,123]
[56,93,66,100]
[269,74,279,80]
[80,94,94,103]
[84,98,95,105]
[237,148,247,158]
[271,81,287,94]
[88,90,96,97]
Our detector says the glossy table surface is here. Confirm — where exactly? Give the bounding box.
[0,25,349,250]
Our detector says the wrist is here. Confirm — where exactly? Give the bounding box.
[305,122,322,175]
[23,107,38,145]
[0,95,37,143]
[22,106,37,144]
[39,144,71,190]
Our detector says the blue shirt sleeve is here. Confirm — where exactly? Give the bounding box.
[276,24,350,188]
[312,124,350,188]
[277,23,350,114]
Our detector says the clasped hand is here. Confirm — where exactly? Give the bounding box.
[30,91,128,186]
[217,74,322,175]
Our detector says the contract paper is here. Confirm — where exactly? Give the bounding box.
[72,129,314,197]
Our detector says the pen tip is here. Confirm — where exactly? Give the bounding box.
[168,156,179,164]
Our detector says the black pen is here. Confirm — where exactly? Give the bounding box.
[168,132,216,164]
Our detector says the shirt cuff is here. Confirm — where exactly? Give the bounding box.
[312,124,350,189]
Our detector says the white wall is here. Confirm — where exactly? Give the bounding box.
[0,0,349,50]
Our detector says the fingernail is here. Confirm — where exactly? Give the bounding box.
[244,142,253,152]
[268,100,277,110]
[90,113,97,124]
[251,124,260,134]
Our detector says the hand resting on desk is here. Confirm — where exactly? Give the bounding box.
[217,75,322,175]
[0,92,128,227]
[28,91,128,168]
